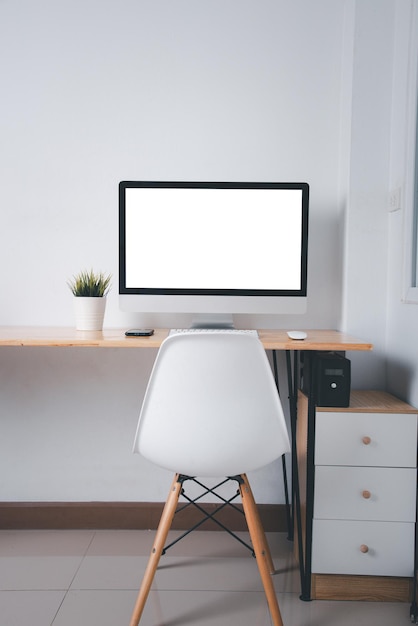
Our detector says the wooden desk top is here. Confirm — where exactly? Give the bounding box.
[0,327,373,351]
[317,390,416,413]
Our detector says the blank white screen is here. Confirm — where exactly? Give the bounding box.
[125,187,303,292]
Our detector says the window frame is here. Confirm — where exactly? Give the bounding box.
[403,1,418,304]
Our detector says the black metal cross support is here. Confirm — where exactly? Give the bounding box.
[163,475,255,556]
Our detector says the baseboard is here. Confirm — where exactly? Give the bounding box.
[0,502,288,532]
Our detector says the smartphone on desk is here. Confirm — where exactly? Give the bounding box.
[125,329,154,337]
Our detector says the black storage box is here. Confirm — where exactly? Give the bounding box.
[301,351,351,407]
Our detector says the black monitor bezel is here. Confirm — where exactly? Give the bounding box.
[119,180,309,298]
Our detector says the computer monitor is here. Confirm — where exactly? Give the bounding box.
[119,181,309,328]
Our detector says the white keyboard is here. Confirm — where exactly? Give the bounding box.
[169,328,258,337]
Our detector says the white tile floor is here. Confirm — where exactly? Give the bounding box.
[0,528,413,626]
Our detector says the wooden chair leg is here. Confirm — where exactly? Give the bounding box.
[129,474,182,626]
[239,474,284,626]
[239,473,275,574]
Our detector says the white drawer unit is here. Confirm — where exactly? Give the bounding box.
[297,390,418,601]
[315,411,417,468]
[313,465,416,522]
[312,519,415,577]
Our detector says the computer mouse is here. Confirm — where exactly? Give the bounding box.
[287,330,307,340]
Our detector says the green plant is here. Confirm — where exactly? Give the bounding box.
[68,269,111,297]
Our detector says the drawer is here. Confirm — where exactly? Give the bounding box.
[315,411,417,467]
[312,519,415,576]
[314,466,416,522]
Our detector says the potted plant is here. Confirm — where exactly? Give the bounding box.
[68,269,111,331]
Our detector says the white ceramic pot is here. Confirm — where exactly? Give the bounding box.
[73,296,106,331]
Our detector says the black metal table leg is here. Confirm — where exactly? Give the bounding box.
[272,350,292,539]
[285,349,317,602]
[285,349,309,598]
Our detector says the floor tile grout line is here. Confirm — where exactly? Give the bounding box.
[50,530,98,625]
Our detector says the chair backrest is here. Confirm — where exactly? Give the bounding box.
[133,331,290,477]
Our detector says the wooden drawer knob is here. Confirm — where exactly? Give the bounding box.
[360,544,369,554]
[362,490,371,499]
[362,436,372,445]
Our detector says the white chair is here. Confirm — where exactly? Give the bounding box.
[130,330,290,626]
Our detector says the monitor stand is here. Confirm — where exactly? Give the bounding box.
[191,313,234,329]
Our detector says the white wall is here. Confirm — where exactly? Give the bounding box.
[386,0,418,406]
[342,0,395,388]
[342,0,418,404]
[0,0,407,504]
[0,0,347,331]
